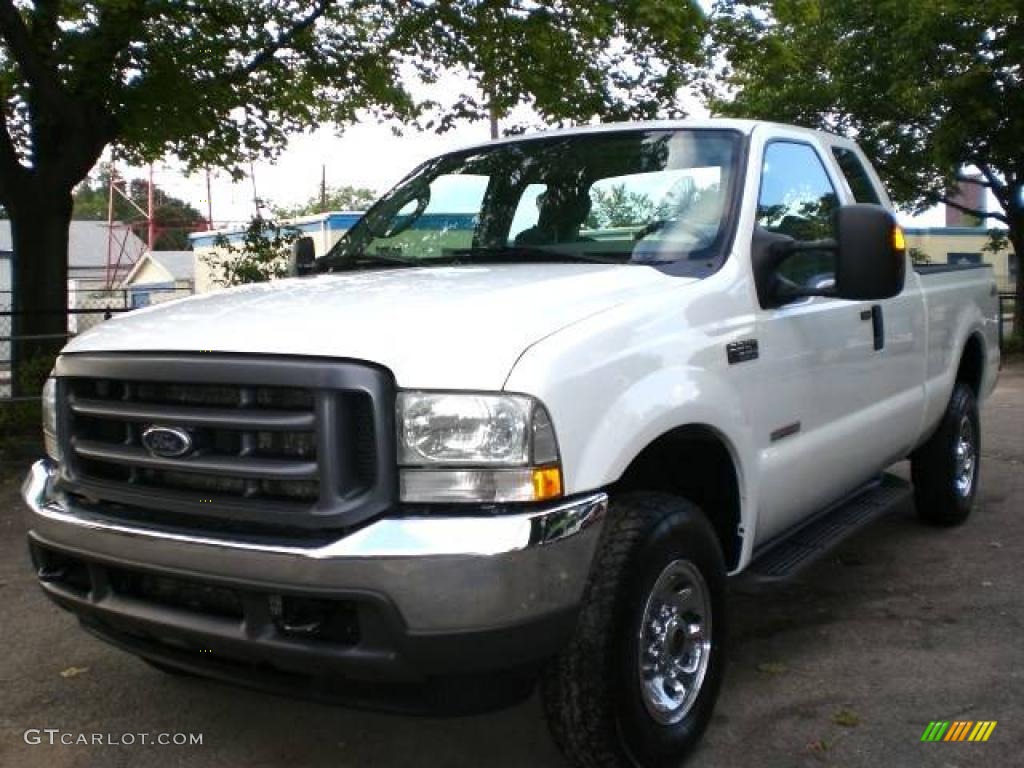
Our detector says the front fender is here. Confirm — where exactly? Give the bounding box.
[504,284,760,569]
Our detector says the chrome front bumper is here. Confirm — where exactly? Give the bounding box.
[22,460,607,634]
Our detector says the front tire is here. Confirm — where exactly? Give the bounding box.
[542,493,727,768]
[911,381,980,526]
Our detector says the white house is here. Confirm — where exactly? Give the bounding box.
[121,250,195,307]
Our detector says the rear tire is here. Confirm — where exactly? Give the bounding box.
[542,493,727,768]
[911,382,980,526]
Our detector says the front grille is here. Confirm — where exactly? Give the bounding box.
[55,354,396,532]
[69,380,324,502]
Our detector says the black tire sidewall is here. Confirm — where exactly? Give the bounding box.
[913,382,980,525]
[614,506,727,767]
[950,386,981,514]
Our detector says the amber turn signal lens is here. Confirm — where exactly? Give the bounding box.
[532,465,563,500]
[892,225,906,252]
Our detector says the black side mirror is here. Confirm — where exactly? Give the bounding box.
[833,204,905,300]
[752,204,905,308]
[290,236,316,276]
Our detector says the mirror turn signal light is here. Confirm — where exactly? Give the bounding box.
[892,224,906,252]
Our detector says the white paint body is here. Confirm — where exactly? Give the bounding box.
[63,120,1001,572]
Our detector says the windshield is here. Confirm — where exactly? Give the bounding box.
[319,129,742,274]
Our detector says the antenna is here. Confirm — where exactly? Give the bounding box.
[105,163,150,289]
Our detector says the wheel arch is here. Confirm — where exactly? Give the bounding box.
[956,331,985,397]
[611,423,745,572]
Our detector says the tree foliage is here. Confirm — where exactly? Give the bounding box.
[707,0,1023,334]
[0,0,708,184]
[205,217,298,287]
[274,184,378,218]
[399,1,708,132]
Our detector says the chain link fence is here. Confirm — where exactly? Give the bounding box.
[1,287,193,402]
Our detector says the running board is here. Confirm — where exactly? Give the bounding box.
[739,474,913,586]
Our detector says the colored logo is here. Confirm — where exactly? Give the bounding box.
[921,721,997,742]
[141,425,194,459]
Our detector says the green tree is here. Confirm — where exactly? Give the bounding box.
[274,184,378,218]
[0,1,706,391]
[401,1,706,134]
[707,0,1023,338]
[205,217,298,287]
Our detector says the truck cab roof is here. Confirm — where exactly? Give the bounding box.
[451,118,851,155]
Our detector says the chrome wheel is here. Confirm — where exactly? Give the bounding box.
[954,415,976,498]
[638,559,712,725]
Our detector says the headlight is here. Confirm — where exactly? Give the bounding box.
[397,391,561,503]
[42,376,60,461]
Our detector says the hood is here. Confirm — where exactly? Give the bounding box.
[65,264,685,389]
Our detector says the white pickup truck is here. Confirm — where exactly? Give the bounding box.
[23,120,999,767]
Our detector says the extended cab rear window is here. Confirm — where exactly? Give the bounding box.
[831,147,881,204]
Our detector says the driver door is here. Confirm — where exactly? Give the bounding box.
[749,140,883,541]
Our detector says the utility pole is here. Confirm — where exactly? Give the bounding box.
[320,165,327,212]
[105,166,116,286]
[147,163,155,250]
[104,164,150,288]
[205,169,214,230]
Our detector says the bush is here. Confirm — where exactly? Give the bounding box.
[1004,332,1024,358]
[205,217,299,286]
[0,351,54,440]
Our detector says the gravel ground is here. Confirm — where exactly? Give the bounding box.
[1,364,1021,768]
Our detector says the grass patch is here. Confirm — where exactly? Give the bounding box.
[831,708,860,727]
[806,738,833,754]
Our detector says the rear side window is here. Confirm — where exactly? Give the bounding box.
[832,147,881,204]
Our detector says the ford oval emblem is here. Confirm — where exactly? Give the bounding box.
[141,425,194,459]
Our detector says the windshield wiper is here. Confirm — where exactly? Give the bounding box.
[446,246,621,265]
[320,252,417,272]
